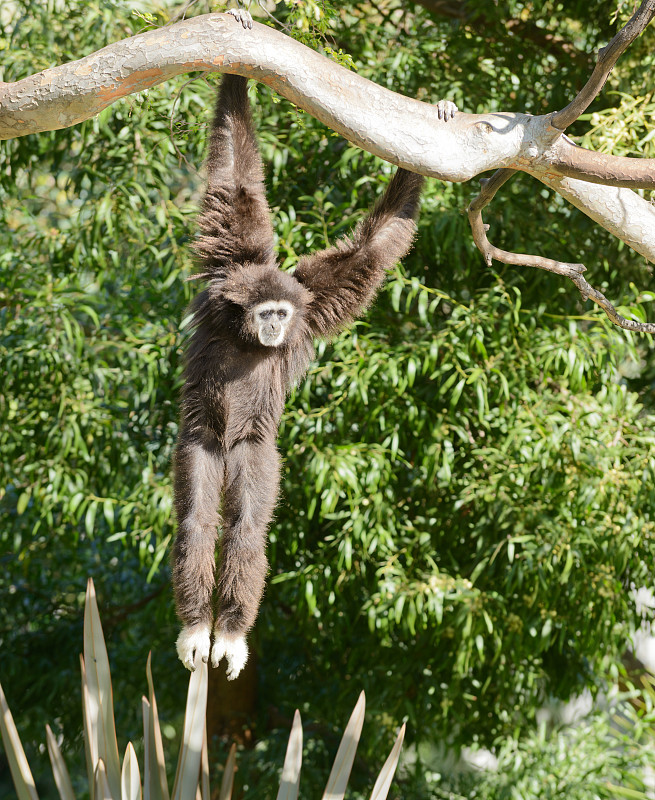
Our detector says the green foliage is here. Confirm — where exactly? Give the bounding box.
[1,1,655,798]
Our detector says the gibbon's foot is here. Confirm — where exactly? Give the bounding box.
[211,632,249,680]
[435,99,458,120]
[227,7,253,29]
[176,623,211,671]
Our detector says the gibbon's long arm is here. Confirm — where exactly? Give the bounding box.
[193,74,275,281]
[294,168,424,338]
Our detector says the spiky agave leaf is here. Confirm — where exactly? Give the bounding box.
[143,653,170,800]
[122,742,142,800]
[218,743,237,800]
[83,578,122,799]
[322,692,366,800]
[0,679,39,800]
[46,724,76,800]
[369,724,405,800]
[171,660,208,800]
[276,710,303,800]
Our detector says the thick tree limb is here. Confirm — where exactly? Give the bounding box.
[1,10,654,328]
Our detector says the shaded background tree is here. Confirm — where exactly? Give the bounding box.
[1,1,654,797]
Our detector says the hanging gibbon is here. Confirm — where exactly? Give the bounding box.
[172,15,457,679]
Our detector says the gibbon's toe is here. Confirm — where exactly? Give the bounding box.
[176,623,211,671]
[435,99,458,120]
[211,633,249,680]
[226,8,253,29]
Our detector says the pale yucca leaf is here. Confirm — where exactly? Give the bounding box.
[94,758,113,800]
[0,678,39,800]
[218,743,237,800]
[171,660,208,800]
[121,743,142,800]
[80,654,96,796]
[369,724,405,800]
[84,578,122,799]
[321,692,366,800]
[144,653,170,800]
[46,723,76,800]
[276,709,303,800]
[200,718,210,800]
[142,699,152,800]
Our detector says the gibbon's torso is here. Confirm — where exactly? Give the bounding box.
[184,316,314,449]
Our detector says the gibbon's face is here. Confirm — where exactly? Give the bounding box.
[249,300,295,347]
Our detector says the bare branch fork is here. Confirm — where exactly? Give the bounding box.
[1,8,655,330]
[468,0,655,333]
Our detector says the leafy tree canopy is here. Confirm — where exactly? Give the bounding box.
[1,1,654,797]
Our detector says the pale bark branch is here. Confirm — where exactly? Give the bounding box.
[1,10,655,331]
[467,0,655,333]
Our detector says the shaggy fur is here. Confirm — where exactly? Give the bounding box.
[172,73,424,677]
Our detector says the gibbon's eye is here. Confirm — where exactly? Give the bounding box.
[277,309,288,320]
[258,309,274,320]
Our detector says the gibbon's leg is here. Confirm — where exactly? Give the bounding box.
[212,436,280,680]
[172,435,224,670]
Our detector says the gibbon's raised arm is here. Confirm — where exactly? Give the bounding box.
[294,168,424,338]
[193,74,275,280]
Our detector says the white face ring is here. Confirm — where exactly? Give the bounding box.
[251,300,294,346]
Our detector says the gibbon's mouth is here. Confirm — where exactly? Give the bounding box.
[261,326,285,347]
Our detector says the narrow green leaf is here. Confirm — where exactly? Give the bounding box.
[171,661,208,800]
[121,743,142,800]
[0,679,39,800]
[46,724,76,800]
[321,692,365,800]
[276,710,303,800]
[16,491,30,515]
[369,724,405,800]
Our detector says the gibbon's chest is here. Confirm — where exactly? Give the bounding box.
[201,339,313,445]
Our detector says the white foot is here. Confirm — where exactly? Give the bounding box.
[227,7,253,29]
[211,633,249,680]
[176,623,211,671]
[435,99,458,120]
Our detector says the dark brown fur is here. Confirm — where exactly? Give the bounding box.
[172,74,423,664]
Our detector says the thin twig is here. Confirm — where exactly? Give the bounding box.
[169,73,208,170]
[551,0,655,130]
[467,179,655,333]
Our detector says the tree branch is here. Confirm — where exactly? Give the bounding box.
[546,135,655,189]
[466,0,655,332]
[2,10,655,324]
[468,176,655,333]
[551,0,655,130]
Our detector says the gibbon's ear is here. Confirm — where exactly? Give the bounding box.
[294,168,424,338]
